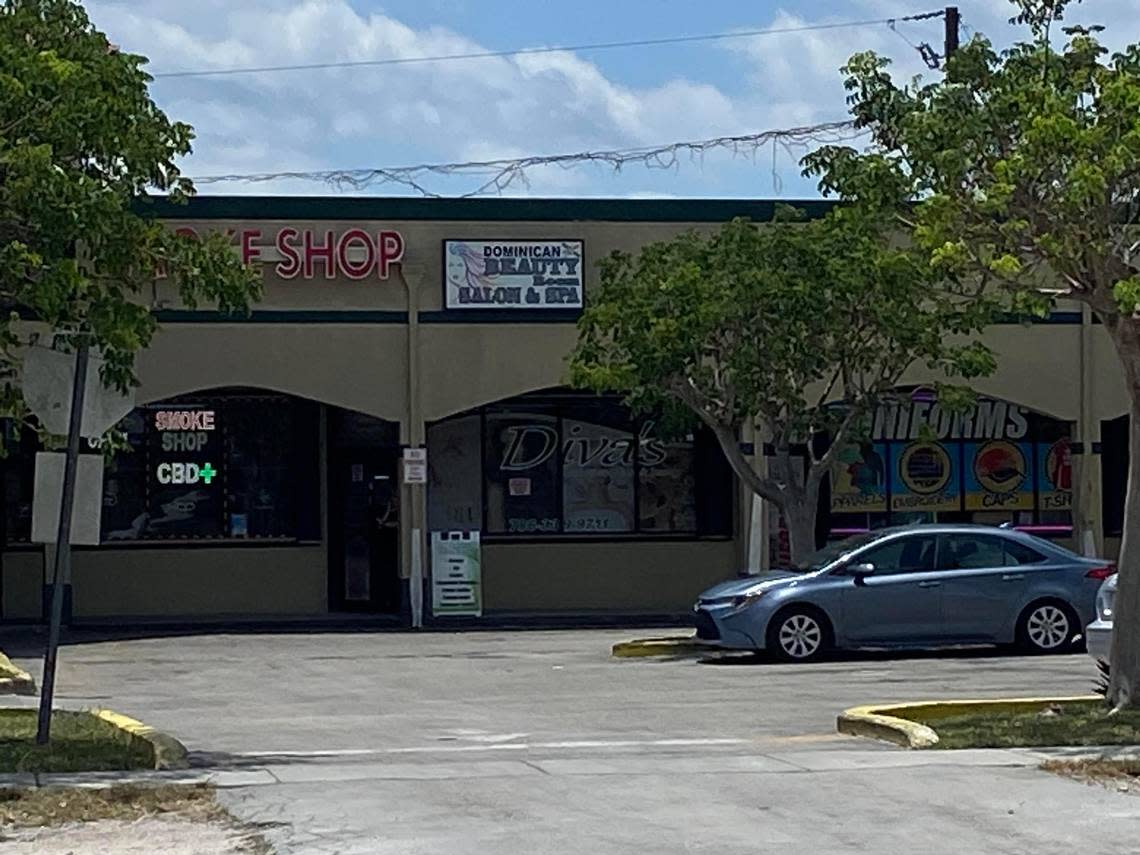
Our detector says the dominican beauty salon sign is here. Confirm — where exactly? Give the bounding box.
[445,240,584,309]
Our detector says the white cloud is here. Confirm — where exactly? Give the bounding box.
[82,0,1140,197]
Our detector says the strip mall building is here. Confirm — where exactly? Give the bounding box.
[0,197,1130,625]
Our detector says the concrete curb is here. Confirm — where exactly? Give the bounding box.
[91,708,190,771]
[838,695,1102,749]
[0,651,36,696]
[611,635,714,658]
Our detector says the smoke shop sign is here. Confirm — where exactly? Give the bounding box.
[445,240,584,309]
[168,225,405,280]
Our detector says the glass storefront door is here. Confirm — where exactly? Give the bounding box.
[331,452,400,612]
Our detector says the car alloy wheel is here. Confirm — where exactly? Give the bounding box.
[1025,604,1071,651]
[777,613,823,660]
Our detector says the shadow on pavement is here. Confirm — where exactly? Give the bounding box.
[697,645,1090,667]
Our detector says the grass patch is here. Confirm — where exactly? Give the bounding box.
[0,782,222,827]
[0,783,275,852]
[916,700,1140,749]
[1042,758,1140,791]
[0,709,151,773]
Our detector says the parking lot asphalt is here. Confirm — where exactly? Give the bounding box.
[5,630,1133,854]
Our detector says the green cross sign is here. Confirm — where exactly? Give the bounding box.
[199,462,217,485]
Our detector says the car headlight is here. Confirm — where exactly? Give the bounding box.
[731,590,767,610]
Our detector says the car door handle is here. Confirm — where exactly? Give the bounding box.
[917,581,941,588]
[1001,573,1025,581]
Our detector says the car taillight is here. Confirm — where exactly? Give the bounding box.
[1086,564,1117,580]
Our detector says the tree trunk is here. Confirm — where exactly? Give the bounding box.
[782,497,819,568]
[1108,391,1140,710]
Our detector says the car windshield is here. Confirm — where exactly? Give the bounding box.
[794,531,882,572]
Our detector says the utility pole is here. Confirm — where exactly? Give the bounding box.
[35,342,89,744]
[944,6,960,60]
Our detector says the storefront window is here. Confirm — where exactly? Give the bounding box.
[101,392,319,543]
[484,410,560,534]
[825,397,1074,540]
[1,422,34,544]
[427,415,482,531]
[430,392,731,539]
[102,411,149,541]
[639,435,697,533]
[562,408,635,533]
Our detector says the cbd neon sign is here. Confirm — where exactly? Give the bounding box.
[156,462,217,485]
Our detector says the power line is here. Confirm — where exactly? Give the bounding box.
[189,120,866,197]
[152,11,946,80]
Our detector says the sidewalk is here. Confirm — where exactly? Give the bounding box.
[6,744,1138,791]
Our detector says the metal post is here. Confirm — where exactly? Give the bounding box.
[35,343,89,745]
[944,6,960,59]
[399,267,425,628]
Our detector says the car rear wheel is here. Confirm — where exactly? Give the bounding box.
[1018,601,1078,654]
[767,607,831,662]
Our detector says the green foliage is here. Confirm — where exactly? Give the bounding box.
[569,203,996,527]
[803,0,1140,328]
[0,0,259,437]
[804,0,1140,704]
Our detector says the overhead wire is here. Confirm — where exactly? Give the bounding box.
[169,12,941,195]
[189,121,867,197]
[152,10,947,79]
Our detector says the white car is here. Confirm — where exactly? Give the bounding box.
[1086,574,1116,662]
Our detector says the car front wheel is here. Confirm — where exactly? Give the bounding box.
[767,607,830,662]
[1018,601,1078,654]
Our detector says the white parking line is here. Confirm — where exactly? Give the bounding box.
[230,736,754,758]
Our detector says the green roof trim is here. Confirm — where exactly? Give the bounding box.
[136,195,838,223]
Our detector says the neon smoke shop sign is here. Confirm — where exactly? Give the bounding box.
[167,226,406,280]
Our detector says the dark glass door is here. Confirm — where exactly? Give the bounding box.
[331,453,400,612]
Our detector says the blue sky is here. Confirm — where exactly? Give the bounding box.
[85,0,1140,198]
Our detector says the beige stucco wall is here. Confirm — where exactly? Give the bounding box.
[140,218,1132,430]
[69,547,326,617]
[1,210,1114,623]
[135,324,408,423]
[481,540,737,613]
[2,551,43,620]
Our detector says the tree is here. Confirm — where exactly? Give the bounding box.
[1,0,259,427]
[803,0,1140,708]
[569,207,995,564]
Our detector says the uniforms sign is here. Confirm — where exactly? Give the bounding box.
[445,240,584,309]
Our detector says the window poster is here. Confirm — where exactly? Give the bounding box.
[1037,438,1073,511]
[830,441,889,513]
[890,441,960,512]
[964,440,1034,511]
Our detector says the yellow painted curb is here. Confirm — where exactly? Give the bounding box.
[91,708,190,771]
[0,651,36,696]
[838,695,1101,749]
[611,635,714,658]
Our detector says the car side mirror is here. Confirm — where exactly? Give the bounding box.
[849,562,876,584]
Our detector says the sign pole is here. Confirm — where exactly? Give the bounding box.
[35,343,89,745]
